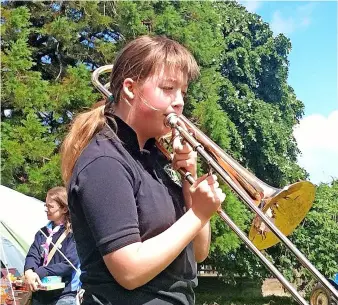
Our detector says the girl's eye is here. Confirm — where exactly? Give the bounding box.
[161,86,174,91]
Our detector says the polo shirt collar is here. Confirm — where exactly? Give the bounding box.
[109,115,156,156]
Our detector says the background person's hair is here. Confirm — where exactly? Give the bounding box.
[47,186,72,233]
[61,35,199,185]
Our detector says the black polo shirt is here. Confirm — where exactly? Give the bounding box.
[68,116,197,305]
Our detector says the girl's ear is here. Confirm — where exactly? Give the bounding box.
[122,78,135,100]
[62,207,68,215]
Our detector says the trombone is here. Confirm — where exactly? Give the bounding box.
[91,65,338,305]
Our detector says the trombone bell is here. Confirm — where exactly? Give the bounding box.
[166,114,316,250]
[249,181,315,250]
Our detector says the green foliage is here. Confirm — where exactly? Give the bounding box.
[1,3,100,199]
[1,112,59,198]
[2,1,331,288]
[214,2,307,186]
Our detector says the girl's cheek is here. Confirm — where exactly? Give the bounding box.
[142,89,172,111]
[149,98,172,111]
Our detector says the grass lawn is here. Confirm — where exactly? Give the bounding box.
[195,277,298,305]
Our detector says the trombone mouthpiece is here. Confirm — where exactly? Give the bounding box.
[164,113,179,128]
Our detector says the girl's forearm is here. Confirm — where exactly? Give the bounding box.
[182,179,211,262]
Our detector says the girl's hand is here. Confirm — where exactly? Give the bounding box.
[189,174,225,222]
[24,269,42,292]
[171,129,197,179]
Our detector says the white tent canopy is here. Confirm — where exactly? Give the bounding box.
[0,225,26,274]
[0,185,47,251]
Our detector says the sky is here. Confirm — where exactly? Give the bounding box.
[239,0,338,185]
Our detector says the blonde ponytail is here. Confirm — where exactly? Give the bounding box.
[61,105,106,185]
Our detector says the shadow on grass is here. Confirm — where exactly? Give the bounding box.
[195,277,297,305]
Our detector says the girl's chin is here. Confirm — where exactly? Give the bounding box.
[157,126,171,138]
[148,122,169,136]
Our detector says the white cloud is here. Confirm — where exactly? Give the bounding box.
[238,1,262,13]
[271,11,295,35]
[297,2,316,16]
[270,3,316,36]
[293,110,338,185]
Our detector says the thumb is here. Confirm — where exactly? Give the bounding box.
[172,129,183,152]
[190,173,209,192]
[36,274,42,285]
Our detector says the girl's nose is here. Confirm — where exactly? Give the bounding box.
[171,91,184,112]
[176,91,185,106]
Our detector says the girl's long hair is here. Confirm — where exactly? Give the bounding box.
[61,35,199,185]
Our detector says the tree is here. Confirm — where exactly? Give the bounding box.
[215,2,307,187]
[1,5,61,198]
[1,3,103,198]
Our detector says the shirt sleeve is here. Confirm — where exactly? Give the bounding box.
[24,231,42,272]
[76,156,141,256]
